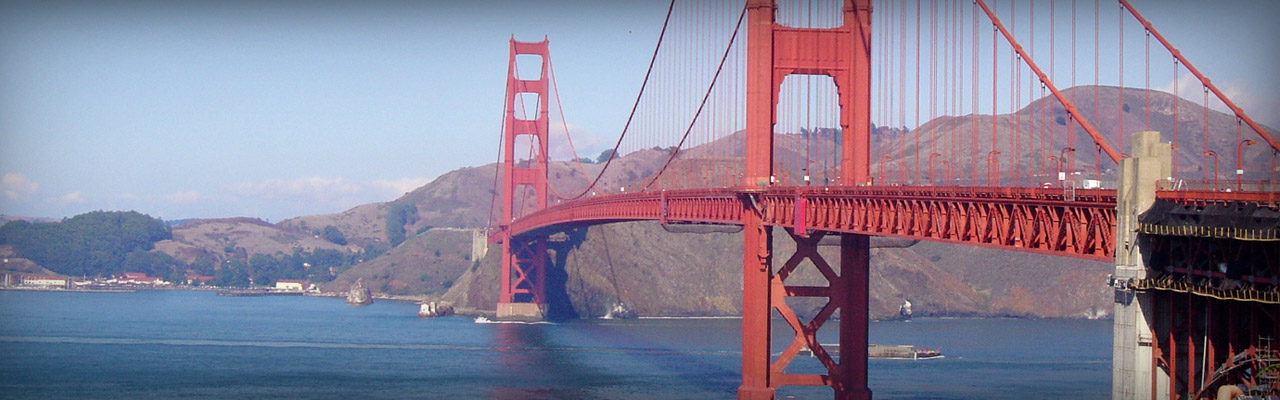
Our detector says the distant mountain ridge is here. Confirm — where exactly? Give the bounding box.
[139,86,1274,318]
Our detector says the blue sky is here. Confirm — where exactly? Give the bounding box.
[1,0,1276,221]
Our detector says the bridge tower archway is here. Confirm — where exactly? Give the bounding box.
[498,38,552,319]
[741,1,874,399]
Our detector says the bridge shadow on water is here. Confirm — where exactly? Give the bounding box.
[542,228,584,323]
[486,321,742,399]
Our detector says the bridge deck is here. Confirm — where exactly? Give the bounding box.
[504,186,1119,261]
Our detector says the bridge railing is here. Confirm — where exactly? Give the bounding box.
[1155,179,1280,206]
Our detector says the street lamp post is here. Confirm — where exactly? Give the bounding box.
[1059,147,1076,186]
[987,151,1001,186]
[1046,156,1058,187]
[929,153,942,185]
[1205,150,1220,191]
[879,155,892,185]
[1237,139,1256,191]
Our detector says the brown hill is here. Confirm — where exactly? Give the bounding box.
[158,217,359,263]
[205,85,1263,319]
[876,85,1279,185]
[318,228,475,298]
[441,221,1110,320]
[0,245,58,277]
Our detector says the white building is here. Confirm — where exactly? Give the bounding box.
[275,280,305,291]
[23,276,67,287]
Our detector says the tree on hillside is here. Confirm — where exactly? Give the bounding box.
[596,149,615,164]
[385,202,418,247]
[321,225,347,245]
[0,211,173,277]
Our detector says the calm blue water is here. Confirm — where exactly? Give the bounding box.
[0,290,1110,399]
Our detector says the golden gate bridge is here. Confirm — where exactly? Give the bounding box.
[485,1,1279,398]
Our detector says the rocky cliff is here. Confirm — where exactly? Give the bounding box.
[441,221,1112,320]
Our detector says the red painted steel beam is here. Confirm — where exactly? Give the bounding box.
[1156,189,1280,206]
[973,0,1122,164]
[746,0,872,188]
[508,186,1118,262]
[739,192,773,400]
[499,37,553,307]
[1116,0,1280,153]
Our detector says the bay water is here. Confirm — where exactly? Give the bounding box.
[0,290,1110,399]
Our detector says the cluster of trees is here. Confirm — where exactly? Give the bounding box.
[0,211,178,279]
[0,211,365,288]
[320,225,347,245]
[207,248,357,288]
[384,201,418,247]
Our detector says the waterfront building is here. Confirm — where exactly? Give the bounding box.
[118,272,166,285]
[22,276,67,287]
[275,280,305,291]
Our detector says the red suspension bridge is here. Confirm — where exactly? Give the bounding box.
[486,1,1280,399]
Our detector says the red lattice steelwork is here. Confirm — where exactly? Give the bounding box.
[487,1,1279,398]
[499,38,552,309]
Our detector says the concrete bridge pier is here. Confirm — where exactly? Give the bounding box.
[1112,131,1171,400]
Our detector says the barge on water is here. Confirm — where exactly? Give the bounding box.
[801,344,943,360]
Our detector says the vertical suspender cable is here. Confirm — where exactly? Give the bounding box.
[1012,1,1020,186]
[1118,2,1126,161]
[901,0,908,183]
[916,0,922,184]
[1031,0,1040,181]
[1050,0,1056,182]
[1070,0,1077,175]
[931,0,938,179]
[990,1,998,186]
[1145,29,1151,131]
[1173,60,1179,178]
[972,0,979,185]
[1094,0,1103,183]
[953,0,961,181]
[1203,86,1209,180]
[1094,0,1100,153]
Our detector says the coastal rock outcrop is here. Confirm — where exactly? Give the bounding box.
[345,278,373,305]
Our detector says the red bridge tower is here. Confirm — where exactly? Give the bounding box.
[740,1,873,399]
[497,38,551,320]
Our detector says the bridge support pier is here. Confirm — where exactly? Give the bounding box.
[1112,131,1171,400]
[497,236,547,321]
[739,201,871,400]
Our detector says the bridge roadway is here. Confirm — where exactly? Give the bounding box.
[506,185,1118,262]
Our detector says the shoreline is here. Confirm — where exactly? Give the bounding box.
[0,287,1113,321]
[0,286,137,293]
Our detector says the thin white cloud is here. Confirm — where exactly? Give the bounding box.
[224,176,364,200]
[371,177,431,195]
[548,122,608,162]
[1159,75,1277,125]
[59,192,85,204]
[1,173,40,201]
[221,176,434,217]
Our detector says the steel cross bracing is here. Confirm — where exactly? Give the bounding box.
[508,186,1119,262]
[489,0,1280,398]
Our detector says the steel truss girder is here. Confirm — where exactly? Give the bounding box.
[509,186,1117,261]
[769,230,843,388]
[500,236,547,304]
